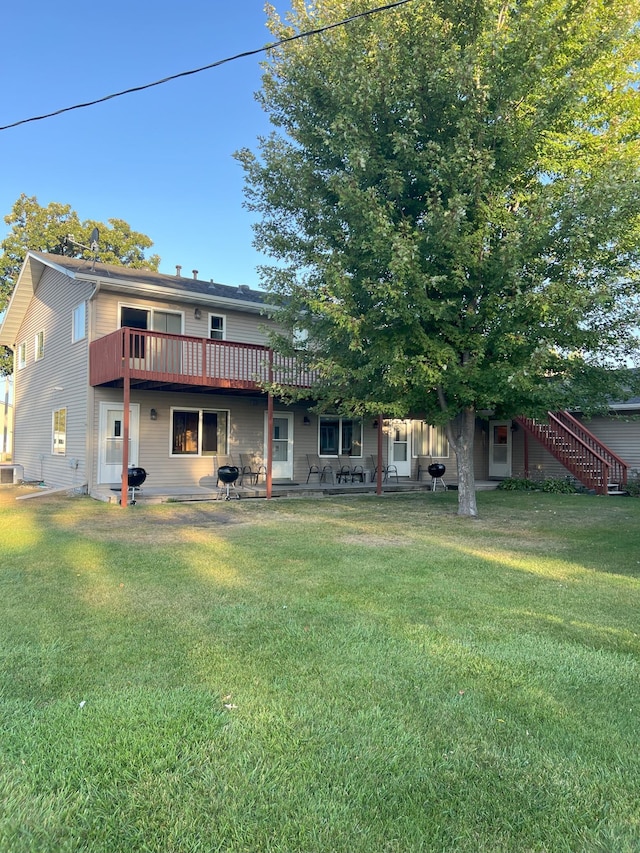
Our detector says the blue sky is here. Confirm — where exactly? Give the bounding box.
[1,1,285,288]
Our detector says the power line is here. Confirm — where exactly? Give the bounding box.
[0,0,415,133]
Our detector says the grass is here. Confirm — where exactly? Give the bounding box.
[1,486,639,852]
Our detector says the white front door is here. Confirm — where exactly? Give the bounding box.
[389,419,412,477]
[98,402,140,484]
[489,420,512,478]
[266,412,294,480]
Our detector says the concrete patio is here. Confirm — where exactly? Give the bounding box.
[93,477,500,505]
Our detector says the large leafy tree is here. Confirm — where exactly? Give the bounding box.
[0,194,160,375]
[238,0,640,516]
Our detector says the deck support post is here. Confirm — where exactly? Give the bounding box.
[120,330,131,507]
[376,415,383,496]
[266,351,273,499]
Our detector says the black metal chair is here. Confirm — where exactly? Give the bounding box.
[337,455,365,483]
[370,455,399,484]
[306,454,334,484]
[239,454,266,486]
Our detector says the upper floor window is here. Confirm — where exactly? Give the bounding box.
[120,306,183,334]
[73,302,86,342]
[34,330,45,361]
[319,416,362,457]
[209,314,226,340]
[17,341,27,370]
[52,408,67,455]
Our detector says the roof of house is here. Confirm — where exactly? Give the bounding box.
[30,251,267,304]
[0,251,268,347]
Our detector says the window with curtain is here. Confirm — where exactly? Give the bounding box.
[319,416,362,457]
[171,408,228,456]
[414,422,449,457]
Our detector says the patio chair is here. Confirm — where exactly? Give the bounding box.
[239,453,267,486]
[337,455,365,483]
[370,454,399,484]
[416,457,431,481]
[306,454,334,484]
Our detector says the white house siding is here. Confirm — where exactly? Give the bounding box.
[13,268,94,488]
[580,413,640,473]
[90,388,433,489]
[93,289,271,345]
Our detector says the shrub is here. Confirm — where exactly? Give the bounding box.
[496,477,538,491]
[497,476,577,493]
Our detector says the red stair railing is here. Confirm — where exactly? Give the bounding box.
[516,412,628,495]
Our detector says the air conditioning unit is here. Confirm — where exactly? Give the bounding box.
[0,464,24,484]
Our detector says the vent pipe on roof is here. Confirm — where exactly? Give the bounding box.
[176,265,182,277]
[192,269,198,280]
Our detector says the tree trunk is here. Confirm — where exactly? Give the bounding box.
[446,406,478,518]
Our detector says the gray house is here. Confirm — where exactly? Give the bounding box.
[0,252,456,502]
[0,251,635,503]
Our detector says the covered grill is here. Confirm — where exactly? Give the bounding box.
[217,465,240,500]
[127,466,147,504]
[427,463,446,492]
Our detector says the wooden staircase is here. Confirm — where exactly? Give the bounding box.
[515,411,629,495]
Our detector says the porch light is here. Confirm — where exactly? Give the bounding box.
[303,415,311,425]
[150,408,158,421]
[194,308,202,320]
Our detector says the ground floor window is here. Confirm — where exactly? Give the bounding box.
[413,421,449,458]
[52,408,67,455]
[171,408,228,456]
[319,416,362,457]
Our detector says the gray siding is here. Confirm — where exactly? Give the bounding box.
[93,290,271,345]
[13,268,94,488]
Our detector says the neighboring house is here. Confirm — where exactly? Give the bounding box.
[0,374,13,462]
[0,250,634,502]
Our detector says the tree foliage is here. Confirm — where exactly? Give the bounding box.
[0,194,160,374]
[238,0,640,515]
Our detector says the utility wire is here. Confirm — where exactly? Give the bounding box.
[0,0,415,132]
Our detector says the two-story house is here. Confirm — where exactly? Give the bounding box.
[0,252,455,503]
[0,251,634,504]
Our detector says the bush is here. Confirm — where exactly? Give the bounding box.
[624,478,640,497]
[497,476,577,493]
[497,477,538,491]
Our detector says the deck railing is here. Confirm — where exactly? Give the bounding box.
[90,328,316,390]
[516,411,628,494]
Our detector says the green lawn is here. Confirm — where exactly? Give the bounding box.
[1,487,639,852]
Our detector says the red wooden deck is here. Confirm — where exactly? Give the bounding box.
[90,328,315,391]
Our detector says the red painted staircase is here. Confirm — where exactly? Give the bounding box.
[515,411,629,495]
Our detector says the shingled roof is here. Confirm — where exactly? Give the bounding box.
[31,251,267,306]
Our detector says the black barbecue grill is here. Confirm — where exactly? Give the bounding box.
[127,466,147,504]
[217,465,240,500]
[427,463,446,492]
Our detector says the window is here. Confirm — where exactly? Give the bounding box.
[52,408,67,455]
[319,416,362,457]
[73,302,86,342]
[414,422,449,458]
[209,314,226,340]
[171,408,228,456]
[17,341,26,370]
[119,306,183,334]
[34,330,44,361]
